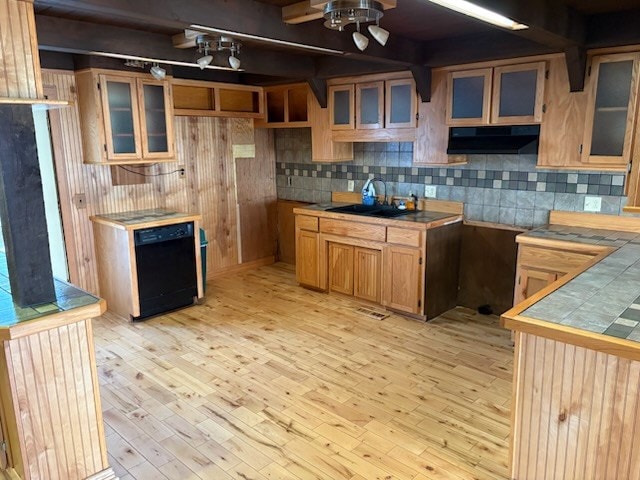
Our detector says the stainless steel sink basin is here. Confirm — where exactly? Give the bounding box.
[325,204,418,218]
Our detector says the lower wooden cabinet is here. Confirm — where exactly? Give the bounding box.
[513,243,601,305]
[296,229,320,288]
[328,242,354,294]
[383,245,423,314]
[354,247,381,303]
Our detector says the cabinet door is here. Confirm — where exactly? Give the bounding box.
[329,84,355,130]
[99,75,142,160]
[137,79,175,159]
[383,246,422,314]
[514,267,558,305]
[296,229,319,287]
[582,53,640,168]
[385,78,417,128]
[356,81,384,129]
[354,247,381,303]
[328,243,354,295]
[492,62,546,124]
[446,68,492,125]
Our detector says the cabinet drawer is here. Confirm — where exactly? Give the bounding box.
[320,218,386,242]
[387,227,422,247]
[296,215,319,232]
[518,245,596,274]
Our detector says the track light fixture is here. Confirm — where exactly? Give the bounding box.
[323,0,388,51]
[150,63,166,80]
[196,35,242,70]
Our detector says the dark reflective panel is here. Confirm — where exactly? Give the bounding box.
[360,87,380,125]
[499,70,537,117]
[107,81,136,154]
[333,90,351,125]
[143,84,168,153]
[390,84,412,124]
[452,76,485,119]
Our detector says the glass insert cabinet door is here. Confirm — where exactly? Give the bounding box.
[491,61,546,124]
[329,84,355,130]
[582,53,640,167]
[446,68,492,125]
[137,79,174,159]
[100,75,142,160]
[356,81,384,129]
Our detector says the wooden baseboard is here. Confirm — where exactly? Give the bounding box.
[86,468,118,480]
[208,257,275,280]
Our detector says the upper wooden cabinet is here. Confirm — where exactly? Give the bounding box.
[446,62,546,126]
[171,79,263,118]
[76,69,176,164]
[255,83,310,128]
[581,53,640,169]
[329,74,417,131]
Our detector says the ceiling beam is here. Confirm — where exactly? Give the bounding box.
[564,45,586,92]
[34,0,423,66]
[585,11,640,48]
[307,78,327,108]
[35,15,317,79]
[409,65,432,103]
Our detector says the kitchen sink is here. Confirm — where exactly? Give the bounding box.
[325,204,418,218]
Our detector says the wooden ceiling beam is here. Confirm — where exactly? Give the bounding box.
[564,45,586,92]
[35,15,317,79]
[34,0,421,66]
[409,65,432,103]
[307,77,327,108]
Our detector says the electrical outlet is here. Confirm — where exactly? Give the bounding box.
[72,193,87,209]
[347,180,355,192]
[287,176,292,186]
[178,165,185,178]
[424,185,437,198]
[584,196,602,212]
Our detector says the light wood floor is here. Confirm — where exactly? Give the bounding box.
[94,263,514,480]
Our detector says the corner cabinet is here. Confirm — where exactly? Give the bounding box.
[446,62,546,126]
[76,69,175,164]
[581,53,640,169]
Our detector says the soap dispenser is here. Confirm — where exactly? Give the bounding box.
[362,179,376,205]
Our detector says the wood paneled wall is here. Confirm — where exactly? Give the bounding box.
[42,70,276,296]
[0,0,42,99]
[511,332,640,480]
[1,319,109,480]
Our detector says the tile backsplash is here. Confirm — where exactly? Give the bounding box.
[274,129,630,228]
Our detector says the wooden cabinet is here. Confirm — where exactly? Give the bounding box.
[329,74,417,133]
[329,84,355,130]
[383,245,423,314]
[172,78,263,118]
[255,83,310,127]
[354,247,381,303]
[76,69,175,164]
[581,53,640,169]
[513,243,599,305]
[446,62,546,126]
[328,242,354,294]
[295,215,320,288]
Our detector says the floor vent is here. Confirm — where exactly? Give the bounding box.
[356,306,389,320]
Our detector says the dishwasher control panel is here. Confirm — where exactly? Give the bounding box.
[134,222,194,246]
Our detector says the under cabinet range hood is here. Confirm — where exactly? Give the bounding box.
[447,125,540,155]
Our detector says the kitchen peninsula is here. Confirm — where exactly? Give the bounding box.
[502,211,640,479]
[0,280,115,480]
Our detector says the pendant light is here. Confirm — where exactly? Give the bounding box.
[323,0,388,51]
[150,63,166,80]
[196,37,213,70]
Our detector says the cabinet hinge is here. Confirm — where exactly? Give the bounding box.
[0,440,6,452]
[103,144,107,152]
[542,104,547,114]
[587,66,591,76]
[545,70,549,80]
[97,82,101,90]
[518,276,521,285]
[418,299,422,308]
[415,112,420,121]
[419,257,423,265]
[579,144,583,154]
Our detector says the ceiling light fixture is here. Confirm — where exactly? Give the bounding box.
[323,0,387,51]
[426,0,528,30]
[196,37,213,69]
[150,63,166,80]
[216,36,242,70]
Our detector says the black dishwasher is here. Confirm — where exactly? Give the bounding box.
[133,222,198,321]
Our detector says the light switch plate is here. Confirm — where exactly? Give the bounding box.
[424,185,437,198]
[348,180,355,192]
[584,196,602,212]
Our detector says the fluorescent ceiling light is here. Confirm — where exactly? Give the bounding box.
[427,0,528,30]
[190,24,344,55]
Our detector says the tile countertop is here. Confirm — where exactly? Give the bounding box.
[515,224,640,343]
[91,208,202,230]
[297,203,462,226]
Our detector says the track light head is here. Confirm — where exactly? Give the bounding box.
[367,24,389,46]
[150,63,166,80]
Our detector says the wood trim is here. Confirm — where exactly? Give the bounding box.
[332,127,415,142]
[327,70,412,86]
[90,212,202,230]
[207,256,275,279]
[490,61,546,124]
[515,234,611,255]
[0,299,106,341]
[549,210,640,232]
[0,97,69,106]
[446,68,492,126]
[136,78,175,160]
